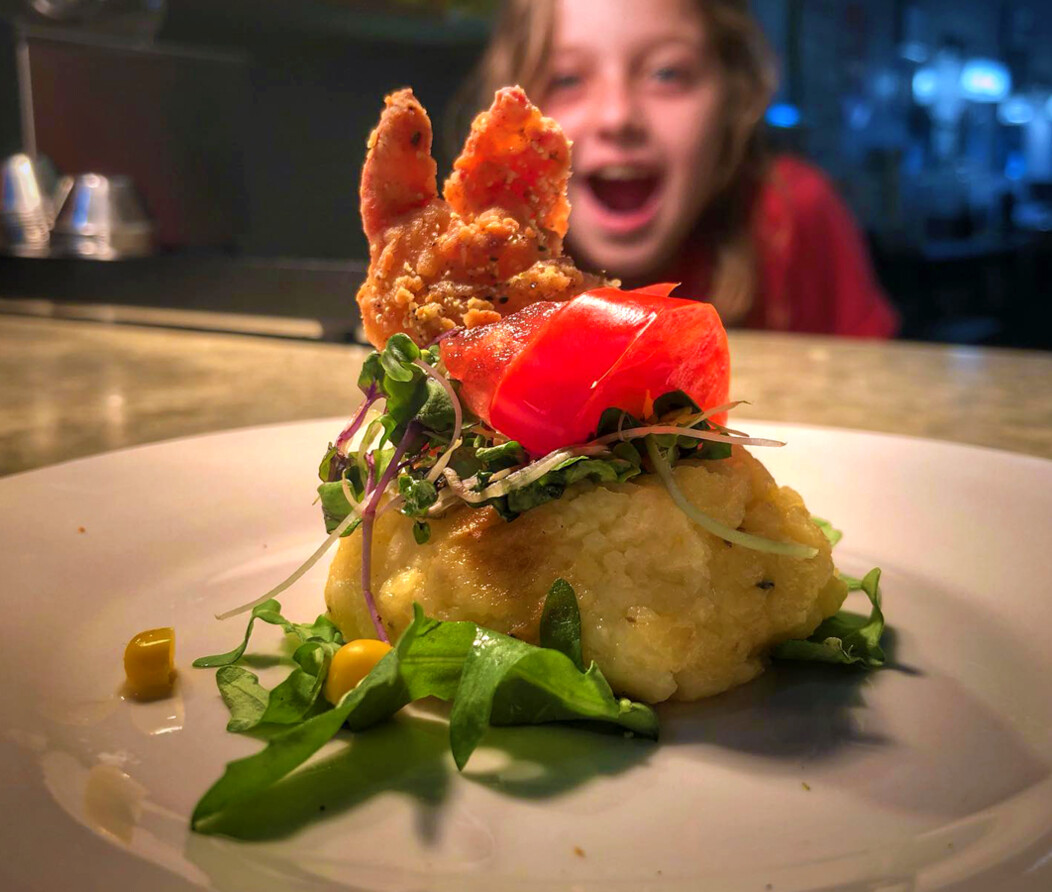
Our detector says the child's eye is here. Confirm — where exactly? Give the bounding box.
[549,73,583,92]
[651,65,689,84]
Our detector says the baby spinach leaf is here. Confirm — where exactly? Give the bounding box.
[695,441,732,461]
[592,393,730,465]
[772,568,885,668]
[450,626,658,770]
[448,627,523,769]
[447,442,483,479]
[490,651,658,738]
[252,641,337,728]
[192,607,433,831]
[192,585,657,832]
[216,666,269,732]
[594,406,644,439]
[539,578,584,671]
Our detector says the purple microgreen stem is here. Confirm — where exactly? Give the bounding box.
[358,422,421,642]
[426,326,464,348]
[335,386,380,454]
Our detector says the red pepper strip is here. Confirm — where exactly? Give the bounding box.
[441,286,730,456]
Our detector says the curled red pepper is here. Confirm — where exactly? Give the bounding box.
[441,285,730,456]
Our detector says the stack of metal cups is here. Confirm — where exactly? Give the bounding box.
[50,173,154,260]
[1,154,154,259]
[0,154,63,257]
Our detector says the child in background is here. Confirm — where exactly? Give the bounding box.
[461,0,899,337]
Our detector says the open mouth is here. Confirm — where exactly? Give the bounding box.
[583,166,662,231]
[587,168,661,212]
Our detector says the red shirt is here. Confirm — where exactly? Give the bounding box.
[672,156,899,338]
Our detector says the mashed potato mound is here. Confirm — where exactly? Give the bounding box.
[324,447,846,703]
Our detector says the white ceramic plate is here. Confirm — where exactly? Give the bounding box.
[1,421,1050,892]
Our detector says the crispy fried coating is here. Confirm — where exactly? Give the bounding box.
[444,85,571,238]
[359,89,438,246]
[325,448,848,703]
[356,87,609,348]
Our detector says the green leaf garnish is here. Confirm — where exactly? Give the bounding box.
[412,520,431,544]
[484,454,642,521]
[192,637,411,832]
[416,377,456,434]
[247,640,337,727]
[539,577,584,670]
[474,440,527,470]
[772,568,885,667]
[380,333,420,383]
[812,517,843,547]
[215,666,270,732]
[192,599,311,668]
[191,581,657,832]
[194,599,342,667]
[317,481,363,537]
[398,475,438,516]
[200,602,345,730]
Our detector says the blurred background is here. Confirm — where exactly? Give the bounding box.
[0,0,1049,347]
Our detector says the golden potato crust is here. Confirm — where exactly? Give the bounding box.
[324,448,847,703]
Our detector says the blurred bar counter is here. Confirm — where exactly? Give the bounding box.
[0,255,368,341]
[2,315,1050,477]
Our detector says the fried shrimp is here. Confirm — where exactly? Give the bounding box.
[356,86,610,348]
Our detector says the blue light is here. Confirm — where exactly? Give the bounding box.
[765,103,800,129]
[998,96,1033,126]
[900,41,929,64]
[960,59,1011,103]
[912,67,938,106]
[1005,151,1027,181]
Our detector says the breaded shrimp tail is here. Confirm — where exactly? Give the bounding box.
[444,87,571,238]
[360,89,438,250]
[355,86,610,348]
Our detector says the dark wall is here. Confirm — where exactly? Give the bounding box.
[158,0,487,258]
[3,0,486,260]
[26,36,248,248]
[236,39,481,260]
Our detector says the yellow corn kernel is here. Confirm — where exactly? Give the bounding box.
[123,627,175,700]
[324,639,392,705]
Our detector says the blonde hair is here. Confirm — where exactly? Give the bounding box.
[453,0,776,324]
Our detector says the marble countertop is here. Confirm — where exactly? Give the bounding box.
[2,315,1050,477]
